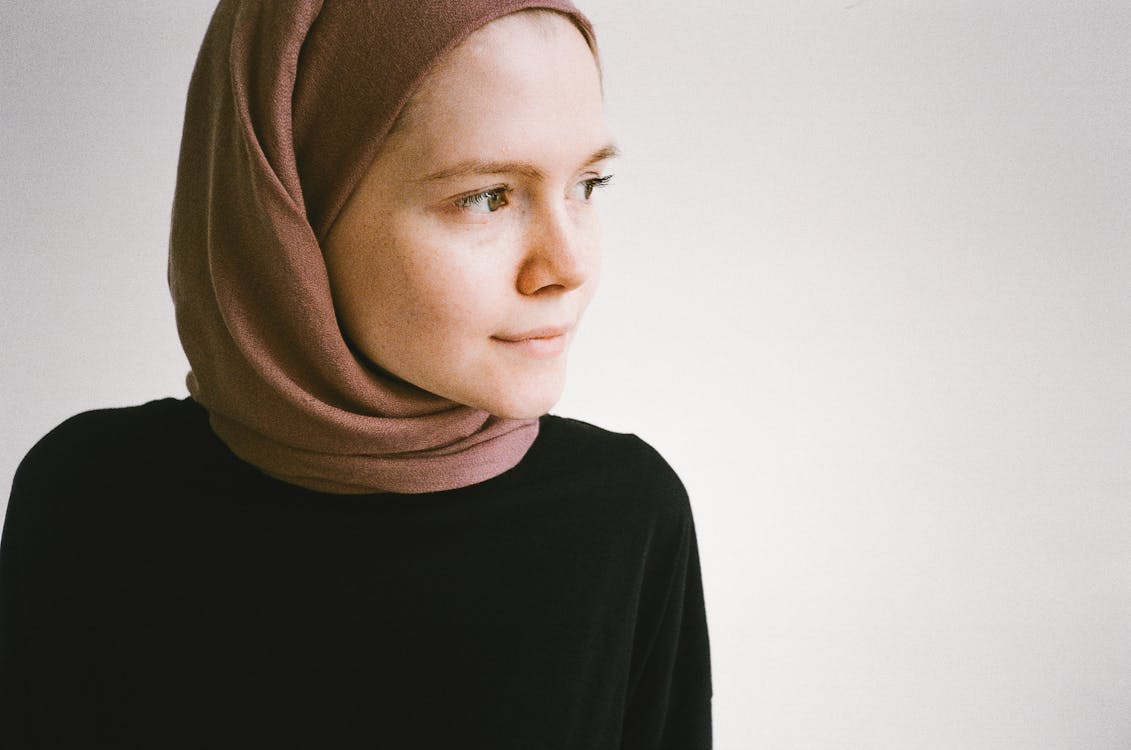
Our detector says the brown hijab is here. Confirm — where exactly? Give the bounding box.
[168,0,595,494]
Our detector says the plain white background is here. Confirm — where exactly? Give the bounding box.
[2,2,1129,748]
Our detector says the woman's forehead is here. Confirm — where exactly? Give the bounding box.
[381,11,606,172]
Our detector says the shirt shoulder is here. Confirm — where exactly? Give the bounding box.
[8,398,210,511]
[17,396,201,468]
[534,414,692,527]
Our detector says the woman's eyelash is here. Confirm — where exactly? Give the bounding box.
[581,174,613,198]
[455,186,508,212]
[453,174,614,212]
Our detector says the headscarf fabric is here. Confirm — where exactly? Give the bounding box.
[168,0,595,494]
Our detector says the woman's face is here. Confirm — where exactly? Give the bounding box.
[323,11,613,419]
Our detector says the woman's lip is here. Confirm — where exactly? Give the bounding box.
[491,325,572,342]
[491,326,571,358]
[492,334,568,358]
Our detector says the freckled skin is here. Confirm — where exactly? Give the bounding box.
[323,12,611,419]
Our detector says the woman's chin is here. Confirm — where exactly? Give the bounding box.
[473,379,566,421]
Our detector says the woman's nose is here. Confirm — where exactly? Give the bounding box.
[515,203,597,296]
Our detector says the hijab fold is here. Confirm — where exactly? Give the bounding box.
[169,0,594,494]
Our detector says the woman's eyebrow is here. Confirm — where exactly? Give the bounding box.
[417,143,620,183]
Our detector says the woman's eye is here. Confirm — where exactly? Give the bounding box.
[455,187,508,213]
[574,174,613,201]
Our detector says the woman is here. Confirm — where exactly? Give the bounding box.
[1,1,711,747]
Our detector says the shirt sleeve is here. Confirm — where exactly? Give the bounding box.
[621,446,713,749]
[1,415,95,746]
[1,458,37,746]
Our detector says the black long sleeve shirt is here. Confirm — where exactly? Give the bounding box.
[1,398,711,748]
